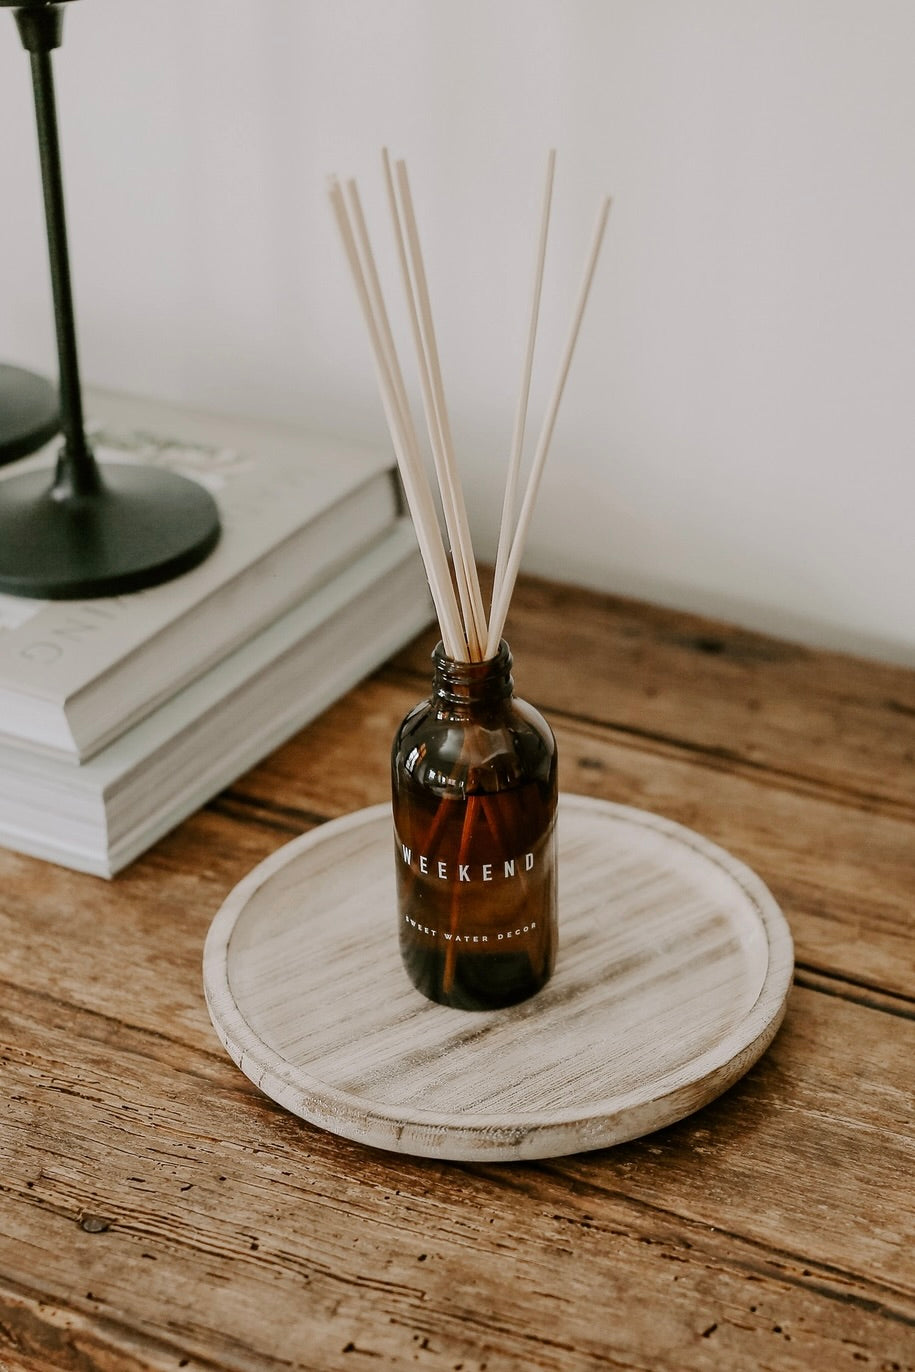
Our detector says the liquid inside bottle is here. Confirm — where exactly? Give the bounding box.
[391,641,557,1010]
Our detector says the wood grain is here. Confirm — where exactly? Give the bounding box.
[231,674,915,998]
[392,575,915,813]
[1,576,913,1371]
[203,797,792,1161]
[1,972,912,1371]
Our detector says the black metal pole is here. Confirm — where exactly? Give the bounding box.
[0,0,220,597]
[14,1,99,495]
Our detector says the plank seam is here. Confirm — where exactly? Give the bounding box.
[379,663,915,822]
[0,1273,237,1372]
[529,1168,915,1326]
[0,977,229,1071]
[204,794,913,1018]
[794,964,915,1019]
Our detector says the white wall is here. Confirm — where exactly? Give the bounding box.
[1,0,912,665]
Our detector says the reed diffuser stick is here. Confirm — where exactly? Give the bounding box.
[392,159,489,659]
[330,155,610,666]
[485,195,612,658]
[379,151,483,659]
[491,150,555,630]
[328,178,465,659]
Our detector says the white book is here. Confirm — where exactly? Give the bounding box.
[0,519,432,877]
[0,390,401,761]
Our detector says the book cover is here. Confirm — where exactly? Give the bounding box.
[0,391,400,759]
[0,518,432,877]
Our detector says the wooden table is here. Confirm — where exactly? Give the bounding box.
[1,574,913,1371]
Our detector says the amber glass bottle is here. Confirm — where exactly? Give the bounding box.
[391,640,558,1010]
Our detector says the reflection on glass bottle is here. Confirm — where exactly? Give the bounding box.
[392,641,557,1010]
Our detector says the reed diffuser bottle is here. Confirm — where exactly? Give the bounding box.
[331,150,609,1007]
[393,641,557,1009]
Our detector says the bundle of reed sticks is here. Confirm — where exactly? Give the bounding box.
[329,151,610,663]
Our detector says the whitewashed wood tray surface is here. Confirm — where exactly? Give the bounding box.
[203,795,793,1162]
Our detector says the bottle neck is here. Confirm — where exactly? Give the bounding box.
[431,640,514,713]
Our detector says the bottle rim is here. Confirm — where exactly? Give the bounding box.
[430,639,513,702]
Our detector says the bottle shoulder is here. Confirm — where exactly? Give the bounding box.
[392,692,556,794]
[394,692,554,744]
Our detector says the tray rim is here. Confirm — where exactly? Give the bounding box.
[203,795,794,1155]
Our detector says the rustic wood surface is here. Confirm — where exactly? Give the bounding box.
[203,797,792,1161]
[1,573,913,1370]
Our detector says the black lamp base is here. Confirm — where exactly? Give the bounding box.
[0,461,221,598]
[0,363,59,466]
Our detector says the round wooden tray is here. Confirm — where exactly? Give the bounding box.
[203,795,793,1162]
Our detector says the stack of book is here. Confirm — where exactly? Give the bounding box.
[0,391,433,876]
